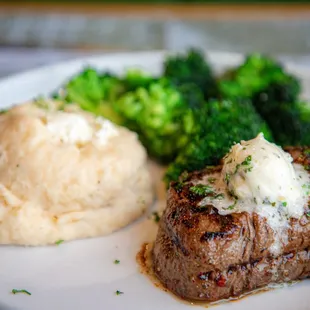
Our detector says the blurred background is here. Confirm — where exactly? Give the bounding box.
[0,1,309,78]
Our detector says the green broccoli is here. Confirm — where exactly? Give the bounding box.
[53,67,126,124]
[122,69,158,91]
[219,53,300,102]
[164,99,273,185]
[219,53,306,146]
[258,100,310,146]
[115,79,204,163]
[163,48,218,100]
[297,101,310,144]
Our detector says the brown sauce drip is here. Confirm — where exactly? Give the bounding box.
[136,243,169,293]
[136,242,299,308]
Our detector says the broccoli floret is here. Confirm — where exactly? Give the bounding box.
[163,48,218,100]
[251,81,309,146]
[53,67,126,124]
[219,54,305,146]
[115,79,204,163]
[53,68,161,125]
[259,100,310,146]
[122,69,158,91]
[297,101,310,144]
[219,53,300,103]
[164,99,273,185]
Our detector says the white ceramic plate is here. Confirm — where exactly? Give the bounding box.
[0,51,309,310]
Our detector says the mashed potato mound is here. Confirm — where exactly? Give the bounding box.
[0,100,153,245]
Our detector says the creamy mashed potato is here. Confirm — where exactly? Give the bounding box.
[0,100,153,245]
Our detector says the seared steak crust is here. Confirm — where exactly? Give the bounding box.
[152,147,310,301]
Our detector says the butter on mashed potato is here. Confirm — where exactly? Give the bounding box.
[0,100,153,245]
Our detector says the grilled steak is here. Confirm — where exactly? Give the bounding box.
[152,147,310,302]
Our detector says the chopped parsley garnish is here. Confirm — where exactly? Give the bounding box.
[225,199,237,210]
[263,197,271,205]
[225,173,231,184]
[231,155,252,175]
[174,172,189,191]
[302,183,310,195]
[282,202,287,207]
[115,290,124,295]
[234,163,241,174]
[214,193,224,200]
[229,189,238,200]
[241,155,252,166]
[304,165,310,171]
[271,202,276,207]
[55,239,64,245]
[237,155,253,173]
[208,177,216,184]
[152,211,161,223]
[304,149,310,156]
[179,171,189,183]
[174,182,184,191]
[12,289,31,296]
[114,259,120,264]
[189,184,214,196]
[307,212,310,217]
[226,155,253,183]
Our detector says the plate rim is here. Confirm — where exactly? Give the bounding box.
[1,49,309,85]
